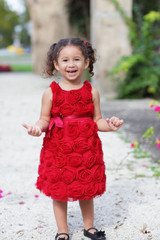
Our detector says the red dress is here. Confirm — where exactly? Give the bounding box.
[36,81,106,201]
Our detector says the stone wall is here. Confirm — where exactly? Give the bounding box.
[91,0,132,98]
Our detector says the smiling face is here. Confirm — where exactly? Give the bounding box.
[54,45,89,83]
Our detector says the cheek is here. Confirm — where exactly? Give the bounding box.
[57,63,66,71]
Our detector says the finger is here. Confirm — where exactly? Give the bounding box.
[32,126,37,135]
[110,116,117,121]
[120,120,124,124]
[115,121,122,127]
[112,118,123,126]
[33,126,42,136]
[110,119,118,127]
[107,119,115,129]
[106,118,110,124]
[38,128,42,136]
[116,120,124,127]
[108,122,116,131]
[27,126,33,134]
[34,128,40,136]
[22,123,29,129]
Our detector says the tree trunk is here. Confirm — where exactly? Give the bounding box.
[25,0,70,74]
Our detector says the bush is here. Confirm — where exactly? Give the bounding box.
[108,5,160,98]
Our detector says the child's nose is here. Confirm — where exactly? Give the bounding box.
[68,60,75,66]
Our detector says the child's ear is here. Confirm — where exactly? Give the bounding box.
[54,61,59,71]
[85,58,89,69]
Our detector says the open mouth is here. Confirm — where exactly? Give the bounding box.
[67,70,77,73]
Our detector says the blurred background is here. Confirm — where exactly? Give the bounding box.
[0,0,160,98]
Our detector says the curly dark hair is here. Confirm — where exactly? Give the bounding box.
[44,37,96,77]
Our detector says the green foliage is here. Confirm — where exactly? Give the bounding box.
[108,0,160,98]
[19,5,31,46]
[133,0,160,19]
[133,148,151,159]
[142,126,154,141]
[0,1,30,47]
[11,64,33,72]
[130,100,160,162]
[132,0,160,37]
[135,174,147,178]
[150,166,160,177]
[0,0,19,47]
[66,0,90,39]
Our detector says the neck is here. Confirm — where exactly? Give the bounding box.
[59,79,84,90]
[62,79,83,86]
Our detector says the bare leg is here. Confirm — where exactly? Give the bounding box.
[79,199,96,234]
[53,200,68,239]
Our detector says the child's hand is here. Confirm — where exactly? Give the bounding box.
[22,123,42,137]
[106,117,124,131]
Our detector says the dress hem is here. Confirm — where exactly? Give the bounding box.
[37,187,106,202]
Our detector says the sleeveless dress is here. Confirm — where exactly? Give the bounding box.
[36,81,106,201]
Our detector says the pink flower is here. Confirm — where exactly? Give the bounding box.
[0,194,4,198]
[156,138,160,149]
[157,143,160,149]
[34,195,39,198]
[0,189,3,194]
[130,141,138,148]
[154,106,160,112]
[150,104,154,108]
[7,192,12,195]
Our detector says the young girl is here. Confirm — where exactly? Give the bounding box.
[23,38,123,240]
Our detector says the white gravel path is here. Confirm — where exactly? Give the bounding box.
[0,73,160,240]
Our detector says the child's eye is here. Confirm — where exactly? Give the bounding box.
[75,58,80,61]
[63,59,68,62]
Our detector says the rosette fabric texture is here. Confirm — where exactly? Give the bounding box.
[36,81,106,201]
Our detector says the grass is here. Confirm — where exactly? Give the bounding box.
[133,148,151,159]
[150,166,160,177]
[11,64,33,72]
[135,174,147,178]
[0,53,33,72]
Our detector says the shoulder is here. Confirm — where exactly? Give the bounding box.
[42,87,53,102]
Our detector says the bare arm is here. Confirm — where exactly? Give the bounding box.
[22,87,53,136]
[92,87,123,132]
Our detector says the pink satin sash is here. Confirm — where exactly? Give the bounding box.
[47,114,92,138]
